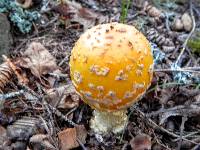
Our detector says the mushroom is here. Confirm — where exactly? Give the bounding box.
[69,23,154,134]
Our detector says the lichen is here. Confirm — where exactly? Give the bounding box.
[0,0,40,33]
[151,42,165,64]
[170,63,192,84]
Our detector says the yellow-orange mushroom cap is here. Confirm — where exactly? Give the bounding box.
[69,23,154,112]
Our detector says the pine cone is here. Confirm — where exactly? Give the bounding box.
[0,62,13,93]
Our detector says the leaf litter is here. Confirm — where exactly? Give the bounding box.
[0,0,199,149]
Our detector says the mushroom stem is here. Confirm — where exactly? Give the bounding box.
[90,109,128,134]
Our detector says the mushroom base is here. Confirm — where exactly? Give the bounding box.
[90,109,128,134]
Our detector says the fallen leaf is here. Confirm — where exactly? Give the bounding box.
[58,125,87,150]
[30,134,56,150]
[0,125,8,146]
[52,1,108,30]
[130,134,151,150]
[20,42,58,79]
[46,82,79,109]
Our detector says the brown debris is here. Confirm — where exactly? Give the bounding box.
[46,83,79,109]
[130,134,151,150]
[0,125,8,147]
[3,55,28,85]
[143,1,163,18]
[146,28,174,48]
[15,0,42,9]
[30,134,56,150]
[0,62,13,93]
[19,42,59,79]
[52,1,107,30]
[58,125,87,150]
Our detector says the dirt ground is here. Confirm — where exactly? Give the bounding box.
[0,0,200,150]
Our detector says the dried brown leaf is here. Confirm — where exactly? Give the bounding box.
[130,134,151,150]
[30,134,56,150]
[46,83,79,109]
[52,1,107,30]
[20,42,58,79]
[58,125,87,150]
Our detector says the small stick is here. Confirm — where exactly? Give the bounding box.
[132,106,198,145]
[175,1,196,65]
[0,90,25,100]
[154,68,200,74]
[177,115,188,150]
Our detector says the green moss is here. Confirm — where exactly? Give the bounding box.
[188,38,200,55]
[120,0,131,23]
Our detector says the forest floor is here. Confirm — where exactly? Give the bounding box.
[0,0,200,150]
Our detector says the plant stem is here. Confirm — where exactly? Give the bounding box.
[120,0,131,23]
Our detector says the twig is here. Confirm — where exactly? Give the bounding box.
[48,73,68,79]
[21,84,77,126]
[154,68,200,74]
[175,1,196,65]
[132,106,198,145]
[174,131,199,142]
[164,12,171,32]
[49,104,78,126]
[178,115,188,150]
[0,90,25,100]
[77,138,88,150]
[58,54,70,67]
